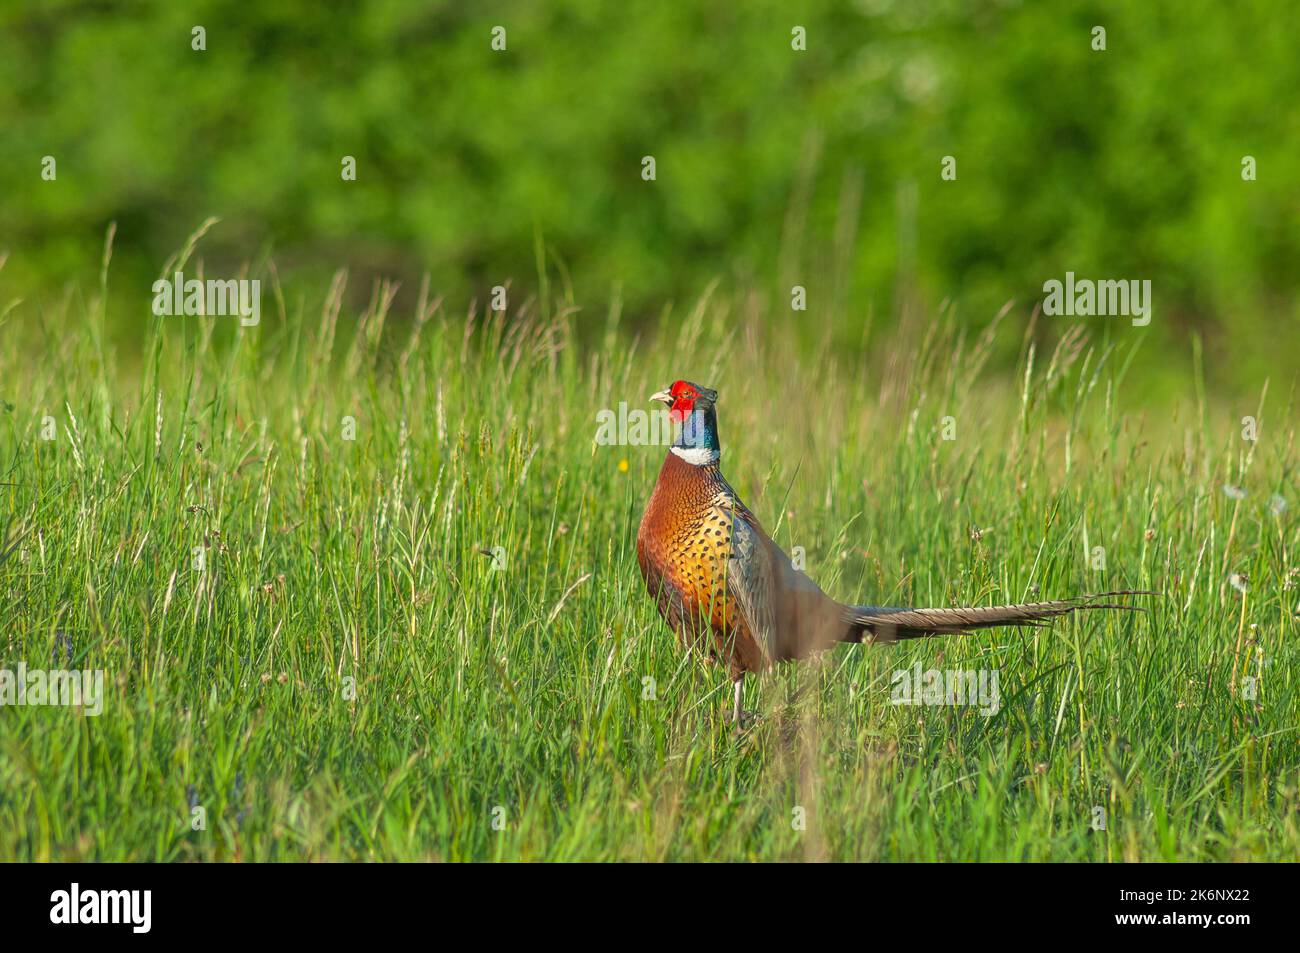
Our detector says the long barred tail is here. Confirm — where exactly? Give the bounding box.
[842,590,1154,644]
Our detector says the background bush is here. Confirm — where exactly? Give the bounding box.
[2,0,1298,397]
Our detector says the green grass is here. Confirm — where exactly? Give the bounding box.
[2,247,1298,861]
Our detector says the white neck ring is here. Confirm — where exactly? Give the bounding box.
[670,446,719,466]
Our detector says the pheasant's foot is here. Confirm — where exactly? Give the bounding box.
[726,677,754,732]
[722,706,760,731]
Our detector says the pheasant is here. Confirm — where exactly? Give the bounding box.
[635,379,1146,726]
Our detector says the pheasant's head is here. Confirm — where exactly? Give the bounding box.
[649,380,718,423]
[649,380,721,465]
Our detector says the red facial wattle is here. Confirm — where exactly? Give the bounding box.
[669,381,697,422]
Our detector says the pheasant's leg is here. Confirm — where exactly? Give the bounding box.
[732,677,744,726]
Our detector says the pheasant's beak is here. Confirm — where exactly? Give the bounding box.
[649,388,673,406]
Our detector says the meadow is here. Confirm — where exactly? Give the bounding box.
[1,232,1297,861]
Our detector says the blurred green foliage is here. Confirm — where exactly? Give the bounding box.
[2,0,1298,392]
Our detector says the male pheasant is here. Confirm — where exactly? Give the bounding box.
[636,379,1146,726]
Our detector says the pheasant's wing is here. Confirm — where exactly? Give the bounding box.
[717,502,780,663]
[717,493,853,662]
